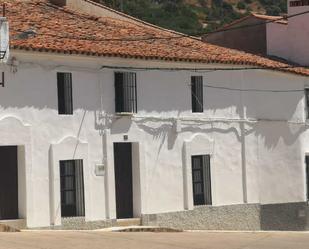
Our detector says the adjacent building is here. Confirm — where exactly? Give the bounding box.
[203,13,285,55]
[267,0,309,66]
[204,0,309,66]
[0,0,309,231]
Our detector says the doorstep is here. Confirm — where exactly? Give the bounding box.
[0,219,26,231]
[116,218,141,227]
[96,226,183,232]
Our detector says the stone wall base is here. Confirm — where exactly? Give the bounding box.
[142,202,309,231]
[36,217,117,230]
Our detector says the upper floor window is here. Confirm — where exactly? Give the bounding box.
[290,0,309,7]
[115,72,137,113]
[57,72,73,115]
[305,88,309,119]
[191,76,204,113]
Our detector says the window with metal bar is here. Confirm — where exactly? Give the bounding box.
[290,0,309,7]
[115,72,137,113]
[57,72,73,115]
[306,156,309,201]
[60,160,85,217]
[191,76,204,113]
[305,88,309,119]
[191,155,212,206]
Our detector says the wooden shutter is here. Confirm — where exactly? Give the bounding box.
[191,76,203,113]
[57,72,73,115]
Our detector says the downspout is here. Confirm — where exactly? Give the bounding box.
[240,71,248,204]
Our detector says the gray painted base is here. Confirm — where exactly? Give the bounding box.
[36,218,117,230]
[142,202,309,231]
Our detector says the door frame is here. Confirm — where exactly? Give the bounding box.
[104,131,146,220]
[183,134,215,210]
[50,136,89,226]
[0,117,30,223]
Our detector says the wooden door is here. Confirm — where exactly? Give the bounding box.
[114,143,133,219]
[0,146,18,220]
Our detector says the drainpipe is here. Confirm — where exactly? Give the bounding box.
[240,72,248,204]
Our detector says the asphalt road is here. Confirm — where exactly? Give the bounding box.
[0,231,309,249]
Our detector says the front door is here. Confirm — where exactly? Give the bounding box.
[114,143,133,219]
[191,155,212,206]
[0,146,18,220]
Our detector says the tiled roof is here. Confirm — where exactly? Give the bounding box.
[212,13,286,32]
[252,13,288,24]
[3,0,309,76]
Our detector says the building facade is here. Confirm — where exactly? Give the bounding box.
[0,0,309,231]
[267,0,309,66]
[204,0,309,66]
[203,13,282,55]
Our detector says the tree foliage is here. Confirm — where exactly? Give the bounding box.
[94,0,287,35]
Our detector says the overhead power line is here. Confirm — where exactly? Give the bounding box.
[103,65,308,92]
[202,84,304,93]
[13,10,309,43]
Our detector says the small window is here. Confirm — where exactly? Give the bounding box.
[115,72,137,113]
[191,76,204,113]
[57,72,73,115]
[306,156,309,201]
[60,160,85,217]
[305,88,309,119]
[290,0,309,7]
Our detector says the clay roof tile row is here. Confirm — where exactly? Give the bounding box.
[1,0,308,76]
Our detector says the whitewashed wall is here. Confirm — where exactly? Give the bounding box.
[0,51,308,228]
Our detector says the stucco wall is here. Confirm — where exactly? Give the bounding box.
[0,51,308,228]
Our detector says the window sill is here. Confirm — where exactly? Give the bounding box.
[115,112,135,117]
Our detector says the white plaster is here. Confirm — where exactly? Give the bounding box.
[0,50,308,227]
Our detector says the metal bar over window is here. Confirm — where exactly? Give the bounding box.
[191,76,204,113]
[57,72,73,115]
[115,72,137,113]
[60,160,85,217]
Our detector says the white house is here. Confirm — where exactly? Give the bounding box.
[0,0,309,231]
[267,0,309,66]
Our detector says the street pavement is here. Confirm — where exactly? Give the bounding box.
[0,231,309,249]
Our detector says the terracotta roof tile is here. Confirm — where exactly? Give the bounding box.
[2,0,308,76]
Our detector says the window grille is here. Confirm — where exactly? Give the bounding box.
[60,160,85,217]
[115,72,137,113]
[191,76,204,113]
[191,155,212,206]
[290,0,309,7]
[57,72,73,115]
[305,88,309,119]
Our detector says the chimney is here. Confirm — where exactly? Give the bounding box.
[49,0,67,7]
